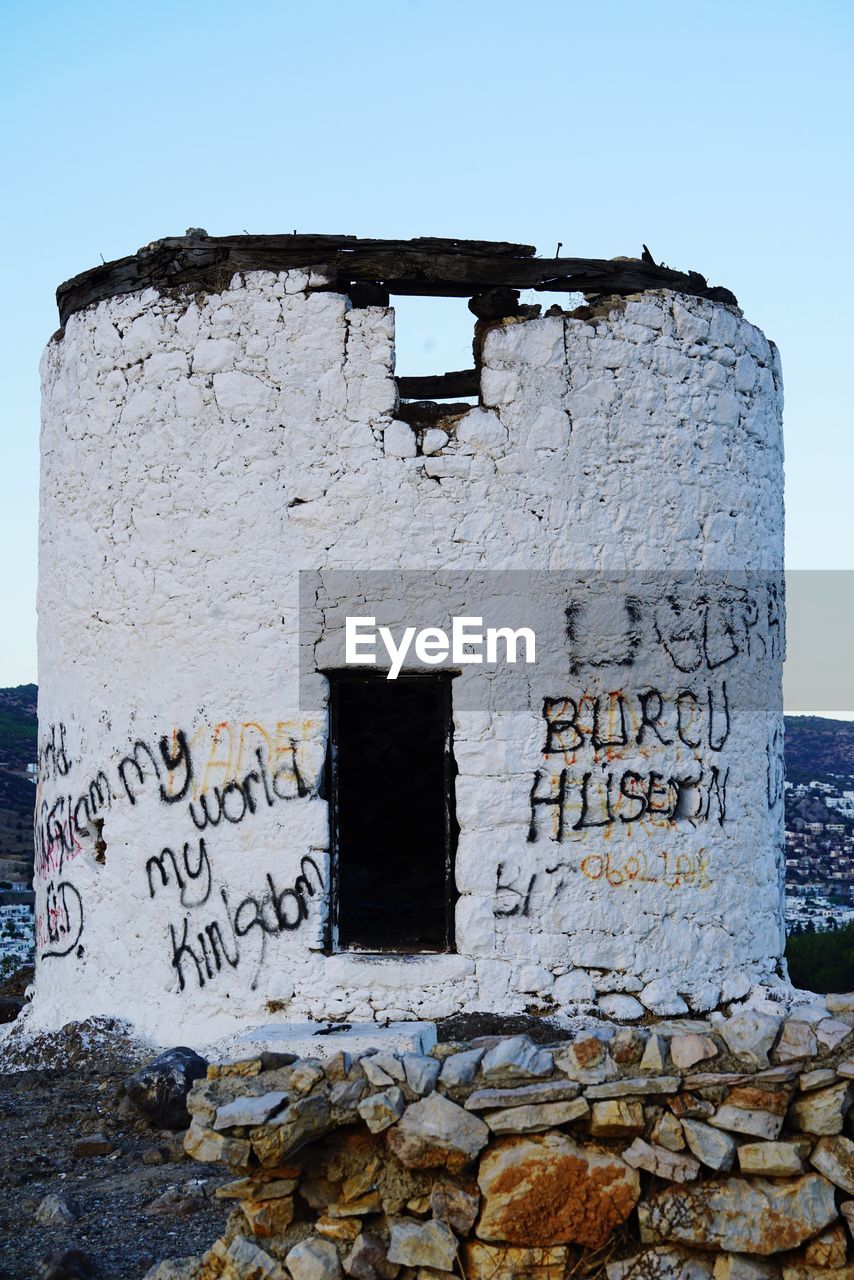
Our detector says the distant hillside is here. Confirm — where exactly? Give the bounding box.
[0,684,37,773]
[784,715,854,785]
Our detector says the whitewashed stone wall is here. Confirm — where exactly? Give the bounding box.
[34,268,785,1047]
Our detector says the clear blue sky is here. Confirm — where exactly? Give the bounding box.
[1,0,851,690]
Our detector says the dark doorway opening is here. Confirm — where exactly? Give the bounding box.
[327,673,457,952]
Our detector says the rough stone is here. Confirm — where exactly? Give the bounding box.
[772,1022,817,1063]
[343,1233,399,1280]
[589,1100,645,1137]
[803,1221,848,1268]
[184,1119,251,1167]
[586,1076,680,1100]
[126,1047,208,1129]
[251,1095,333,1164]
[241,1196,295,1237]
[789,1081,852,1135]
[638,1174,838,1254]
[825,993,854,1014]
[477,1132,640,1248]
[651,1112,686,1152]
[640,1035,668,1074]
[622,1138,700,1182]
[737,1142,806,1176]
[403,1056,441,1096]
[464,1242,570,1280]
[387,1219,457,1272]
[712,1257,777,1280]
[718,1013,782,1069]
[286,1237,343,1280]
[438,1048,485,1087]
[816,1018,853,1051]
[222,1235,288,1280]
[36,1194,82,1226]
[480,1036,553,1080]
[214,1091,289,1129]
[608,1247,714,1280]
[465,1081,580,1111]
[358,1088,406,1133]
[679,1119,736,1172]
[640,981,691,1017]
[670,1036,719,1070]
[710,1102,785,1141]
[598,994,645,1021]
[809,1134,854,1193]
[386,1092,489,1172]
[430,1182,480,1235]
[798,1068,837,1092]
[484,1098,590,1134]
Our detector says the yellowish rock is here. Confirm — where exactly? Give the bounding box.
[589,1100,645,1138]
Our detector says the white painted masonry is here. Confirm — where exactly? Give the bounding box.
[34,262,785,1046]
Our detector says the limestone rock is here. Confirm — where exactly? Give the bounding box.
[343,1232,399,1280]
[590,1100,645,1137]
[651,1112,685,1152]
[386,1092,489,1172]
[251,1095,333,1164]
[387,1219,458,1272]
[184,1118,251,1167]
[679,1119,736,1172]
[607,1247,714,1280]
[485,1098,589,1134]
[809,1134,854,1193]
[772,1022,817,1064]
[612,1030,648,1066]
[815,1018,853,1051]
[840,1199,854,1239]
[798,1068,837,1092]
[670,1036,718,1070]
[213,1091,289,1130]
[220,1235,289,1279]
[598,994,645,1021]
[36,1194,82,1226]
[718,1013,782,1068]
[358,1088,406,1133]
[403,1056,441,1097]
[803,1221,848,1267]
[286,1238,343,1280]
[825,992,854,1013]
[640,1035,668,1074]
[789,1081,852,1135]
[709,1087,788,1141]
[623,1138,700,1182]
[737,1142,805,1176]
[125,1046,208,1129]
[362,1057,396,1088]
[241,1196,295,1237]
[464,1242,571,1280]
[838,1059,854,1078]
[586,1076,680,1100]
[430,1181,480,1235]
[480,1036,553,1080]
[638,1174,838,1254]
[640,980,690,1017]
[465,1081,580,1111]
[782,1269,854,1280]
[439,1048,485,1087]
[477,1132,640,1248]
[554,1039,618,1085]
[712,1256,778,1280]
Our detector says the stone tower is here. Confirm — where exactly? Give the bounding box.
[34,235,784,1047]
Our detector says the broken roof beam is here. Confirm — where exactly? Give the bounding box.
[56,235,738,326]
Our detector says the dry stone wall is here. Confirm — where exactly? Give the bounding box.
[35,261,785,1044]
[147,1000,854,1280]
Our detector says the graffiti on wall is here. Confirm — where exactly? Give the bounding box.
[34,718,323,992]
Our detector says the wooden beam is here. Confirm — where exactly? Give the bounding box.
[55,234,738,326]
[397,370,479,400]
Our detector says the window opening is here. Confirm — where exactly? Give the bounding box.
[327,672,457,952]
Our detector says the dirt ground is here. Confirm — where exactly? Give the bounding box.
[0,1027,229,1280]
